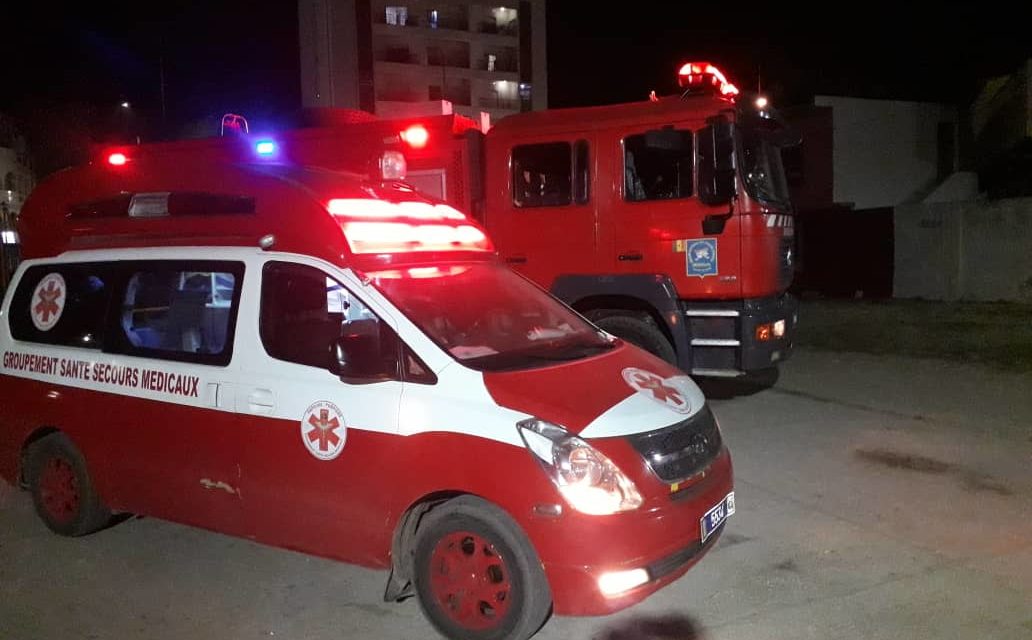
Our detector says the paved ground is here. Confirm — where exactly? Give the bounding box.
[2,348,1031,639]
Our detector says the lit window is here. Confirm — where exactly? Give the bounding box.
[386,6,408,25]
[1,230,16,244]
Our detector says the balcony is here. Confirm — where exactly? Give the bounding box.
[375,46,421,65]
[427,41,470,69]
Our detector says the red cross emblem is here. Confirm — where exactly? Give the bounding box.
[307,409,341,452]
[301,401,347,460]
[31,274,66,331]
[622,367,692,413]
[632,371,685,408]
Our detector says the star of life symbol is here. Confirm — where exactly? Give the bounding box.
[301,401,347,460]
[621,367,693,414]
[31,273,66,332]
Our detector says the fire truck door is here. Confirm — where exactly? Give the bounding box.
[491,139,598,287]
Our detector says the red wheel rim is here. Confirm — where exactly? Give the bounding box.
[429,531,513,630]
[39,457,79,524]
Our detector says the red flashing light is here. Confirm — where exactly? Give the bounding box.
[325,198,492,254]
[400,124,429,149]
[107,152,128,166]
[677,62,739,98]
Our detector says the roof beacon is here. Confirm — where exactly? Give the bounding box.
[677,62,739,98]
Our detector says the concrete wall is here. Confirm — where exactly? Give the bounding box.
[894,197,1032,301]
[816,96,958,210]
[299,0,360,109]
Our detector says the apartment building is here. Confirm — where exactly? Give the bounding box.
[299,0,547,123]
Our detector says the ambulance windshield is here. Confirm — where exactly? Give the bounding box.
[369,263,614,371]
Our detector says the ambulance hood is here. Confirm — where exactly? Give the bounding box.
[481,343,706,439]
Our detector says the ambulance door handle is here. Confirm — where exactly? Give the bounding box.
[247,389,275,415]
[618,252,643,261]
[505,255,527,265]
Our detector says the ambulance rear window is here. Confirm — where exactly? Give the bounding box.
[9,264,111,349]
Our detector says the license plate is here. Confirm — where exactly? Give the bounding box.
[701,492,735,543]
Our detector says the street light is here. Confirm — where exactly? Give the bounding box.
[120,101,131,109]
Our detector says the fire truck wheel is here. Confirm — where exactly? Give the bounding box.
[26,433,111,537]
[414,496,552,640]
[595,315,676,364]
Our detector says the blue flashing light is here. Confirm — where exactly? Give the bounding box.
[255,140,276,156]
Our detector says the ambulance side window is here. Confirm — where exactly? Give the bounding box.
[9,263,111,349]
[111,261,244,366]
[260,262,404,380]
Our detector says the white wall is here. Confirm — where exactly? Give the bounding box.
[895,197,1032,301]
[816,96,957,210]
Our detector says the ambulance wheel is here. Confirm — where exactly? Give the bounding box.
[595,314,676,364]
[414,496,552,640]
[26,433,111,537]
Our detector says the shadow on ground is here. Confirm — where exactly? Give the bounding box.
[695,367,780,400]
[598,614,707,639]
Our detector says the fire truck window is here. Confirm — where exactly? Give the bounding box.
[512,142,573,208]
[119,267,240,363]
[261,261,401,378]
[623,131,694,202]
[9,263,112,350]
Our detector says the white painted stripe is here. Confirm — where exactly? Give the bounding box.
[580,375,705,439]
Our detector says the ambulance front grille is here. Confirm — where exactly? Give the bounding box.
[626,405,723,484]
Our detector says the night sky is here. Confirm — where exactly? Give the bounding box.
[2,1,1029,161]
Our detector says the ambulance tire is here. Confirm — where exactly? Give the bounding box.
[414,496,552,640]
[595,314,676,365]
[26,433,111,537]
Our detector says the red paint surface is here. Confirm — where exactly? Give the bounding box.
[482,341,683,432]
[0,371,731,616]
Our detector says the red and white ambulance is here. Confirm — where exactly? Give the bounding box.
[0,140,734,640]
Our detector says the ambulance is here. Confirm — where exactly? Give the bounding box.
[0,139,734,640]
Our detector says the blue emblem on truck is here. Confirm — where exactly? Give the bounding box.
[686,238,718,277]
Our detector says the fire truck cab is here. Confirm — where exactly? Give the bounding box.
[483,63,799,378]
[0,139,734,639]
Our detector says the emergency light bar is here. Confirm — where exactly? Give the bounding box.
[325,198,492,255]
[678,62,739,98]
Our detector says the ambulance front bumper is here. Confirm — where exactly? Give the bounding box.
[532,448,734,616]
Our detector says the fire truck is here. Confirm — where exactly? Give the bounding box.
[266,63,799,380]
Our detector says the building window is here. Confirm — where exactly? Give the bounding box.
[623,130,694,202]
[386,6,408,25]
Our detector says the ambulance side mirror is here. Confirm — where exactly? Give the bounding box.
[331,323,400,385]
[698,122,736,205]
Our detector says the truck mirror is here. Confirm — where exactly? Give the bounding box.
[698,122,736,205]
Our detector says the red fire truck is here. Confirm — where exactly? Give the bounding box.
[254,62,799,379]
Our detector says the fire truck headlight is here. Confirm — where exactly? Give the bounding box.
[517,418,643,516]
[379,151,407,181]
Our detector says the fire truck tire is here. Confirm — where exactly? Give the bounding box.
[26,433,111,537]
[595,315,676,364]
[413,496,552,640]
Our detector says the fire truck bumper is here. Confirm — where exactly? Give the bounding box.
[682,293,797,376]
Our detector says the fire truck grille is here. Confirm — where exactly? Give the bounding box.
[626,405,722,484]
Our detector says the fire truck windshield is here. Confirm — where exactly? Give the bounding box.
[738,122,793,211]
[369,262,614,371]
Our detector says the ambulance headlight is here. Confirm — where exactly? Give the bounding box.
[517,419,643,515]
